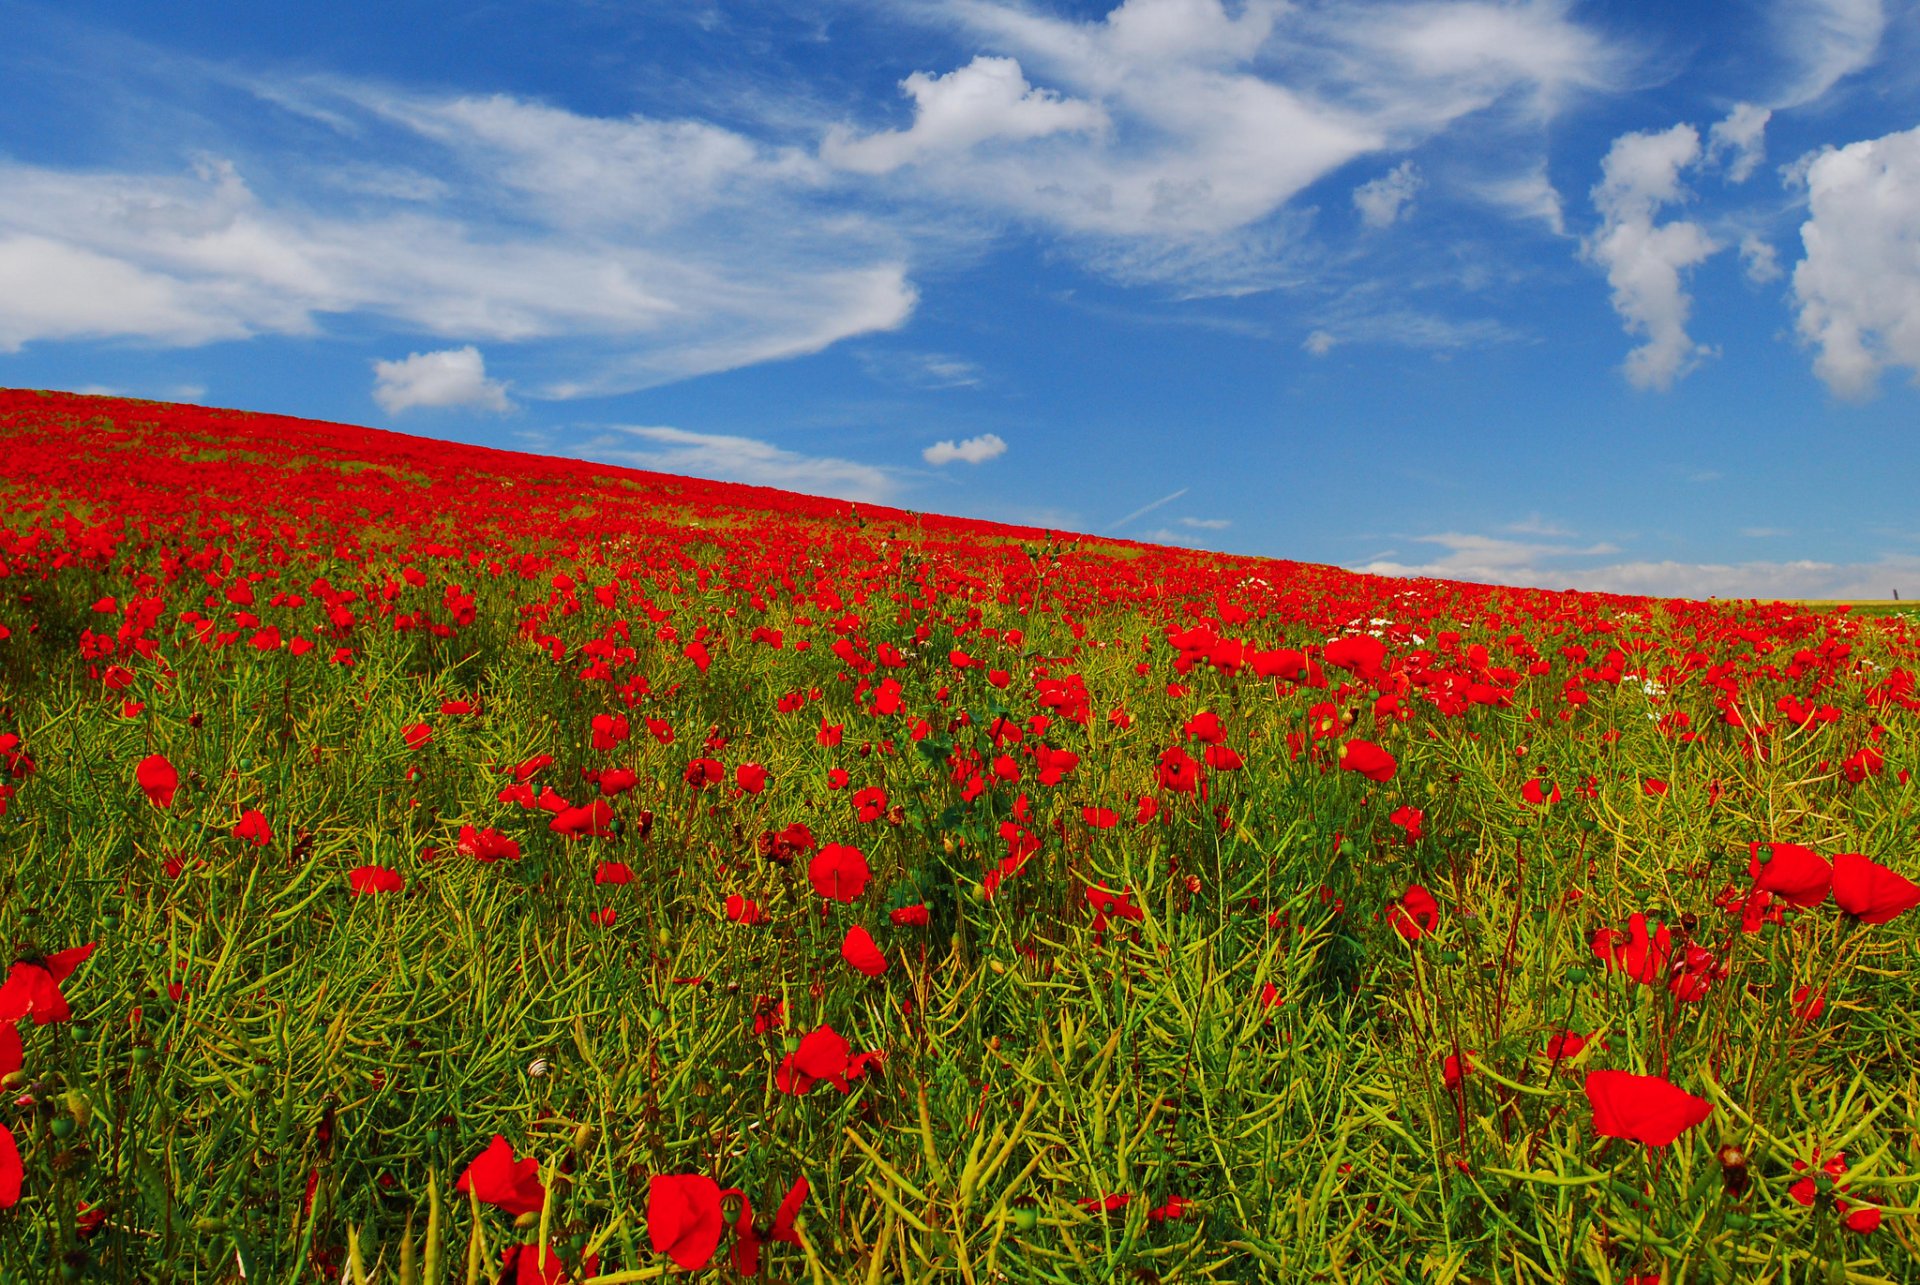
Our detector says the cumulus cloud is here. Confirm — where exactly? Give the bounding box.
[1791,124,1920,398]
[824,0,1628,284]
[823,56,1108,175]
[1353,161,1422,229]
[1583,124,1720,391]
[0,88,915,394]
[372,345,513,414]
[1707,103,1771,182]
[591,425,901,503]
[922,433,1008,465]
[1740,234,1783,285]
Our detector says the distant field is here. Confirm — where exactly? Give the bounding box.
[2,389,1917,1284]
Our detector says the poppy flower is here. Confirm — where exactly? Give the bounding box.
[458,825,521,863]
[231,809,273,847]
[402,722,433,750]
[594,861,634,886]
[1520,777,1561,806]
[1543,1031,1590,1061]
[0,1123,19,1210]
[347,866,403,895]
[597,767,640,796]
[135,754,178,808]
[0,1023,19,1079]
[549,800,614,839]
[1146,1195,1191,1223]
[1337,739,1396,782]
[776,1024,853,1095]
[0,943,96,1026]
[1442,1050,1473,1090]
[1749,842,1832,909]
[1584,1070,1712,1147]
[808,844,871,902]
[841,925,888,977]
[1387,885,1440,941]
[648,1173,726,1271]
[1077,1192,1131,1214]
[889,904,930,927]
[1156,746,1203,794]
[852,786,888,822]
[1831,852,1920,925]
[1388,806,1424,841]
[454,1135,546,1217]
[500,1241,598,1285]
[725,894,770,926]
[735,762,768,794]
[1082,806,1118,829]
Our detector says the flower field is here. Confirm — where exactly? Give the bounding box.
[3,387,1919,1283]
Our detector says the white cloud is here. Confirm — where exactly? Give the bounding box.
[858,349,983,389]
[1771,0,1886,108]
[827,0,1628,285]
[1179,516,1231,529]
[823,56,1108,175]
[372,345,513,414]
[1475,166,1566,235]
[0,89,916,394]
[590,425,901,503]
[1739,234,1783,285]
[923,433,1008,465]
[1353,531,1920,599]
[1583,124,1721,391]
[1303,328,1338,356]
[1791,124,1920,398]
[1353,160,1422,229]
[1707,103,1770,182]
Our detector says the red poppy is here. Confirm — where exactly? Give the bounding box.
[1337,739,1396,782]
[1077,1192,1131,1214]
[597,768,639,796]
[231,809,273,847]
[725,894,770,926]
[1542,1030,1589,1061]
[402,722,433,750]
[500,1241,598,1285]
[0,1123,19,1210]
[841,925,888,977]
[135,754,178,808]
[889,904,930,927]
[683,758,724,789]
[1082,806,1118,829]
[1156,745,1203,794]
[1749,842,1832,909]
[347,866,404,895]
[1520,776,1561,806]
[549,800,614,839]
[1388,805,1424,841]
[1387,885,1440,941]
[852,786,888,822]
[454,1135,546,1217]
[1323,634,1387,680]
[594,861,634,885]
[458,825,521,863]
[1146,1195,1191,1223]
[648,1174,726,1271]
[0,943,96,1026]
[808,843,871,902]
[735,762,768,794]
[1793,985,1827,1020]
[1831,852,1920,925]
[1584,1070,1712,1146]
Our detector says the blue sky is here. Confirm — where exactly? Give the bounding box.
[3,0,1920,599]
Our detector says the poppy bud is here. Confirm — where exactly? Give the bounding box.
[1718,1145,1749,1196]
[1754,844,1775,865]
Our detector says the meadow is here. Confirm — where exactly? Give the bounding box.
[1,388,1917,1284]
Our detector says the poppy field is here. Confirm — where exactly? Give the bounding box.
[3,388,1920,1284]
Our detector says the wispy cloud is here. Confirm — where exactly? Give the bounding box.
[1110,485,1190,531]
[1353,529,1920,599]
[586,424,903,503]
[0,79,916,394]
